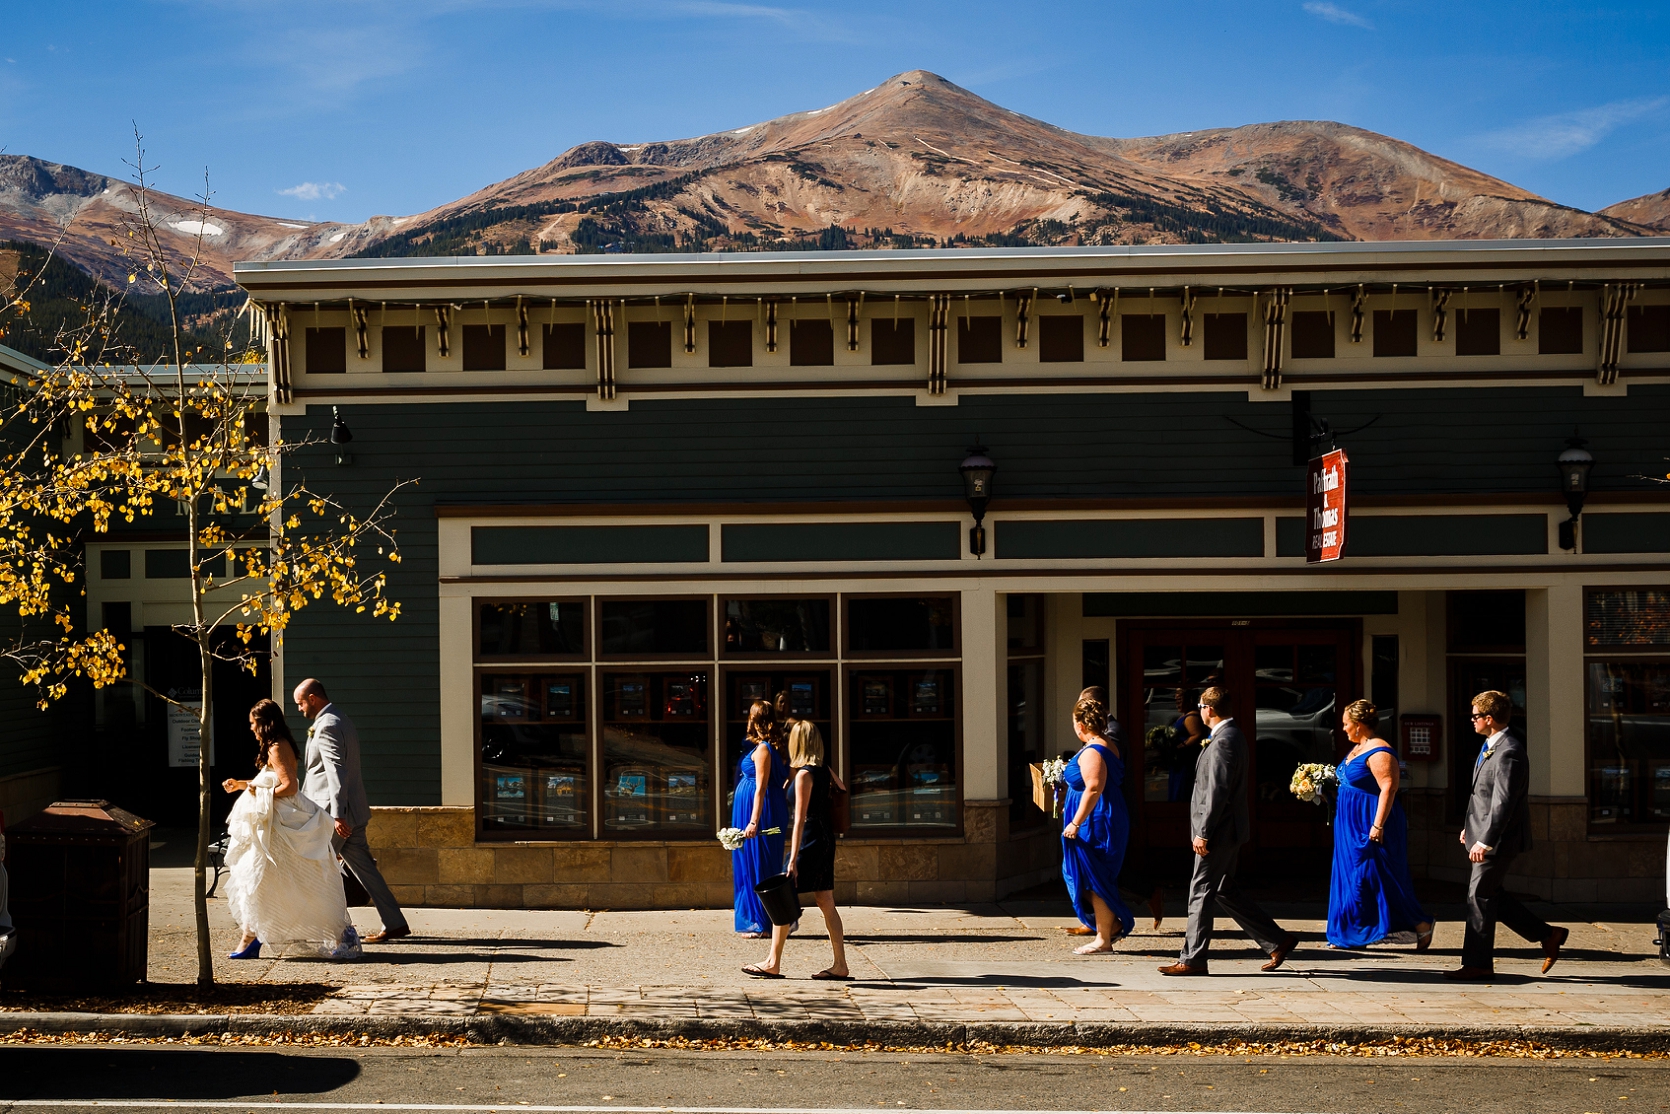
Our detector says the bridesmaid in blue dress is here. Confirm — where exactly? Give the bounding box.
[1061,691,1136,954]
[1327,699,1434,950]
[732,700,790,937]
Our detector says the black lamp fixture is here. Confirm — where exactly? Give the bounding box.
[1556,433,1593,552]
[331,405,354,466]
[1056,286,1076,304]
[249,463,269,491]
[959,441,996,557]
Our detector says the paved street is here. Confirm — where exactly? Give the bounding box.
[0,1042,1667,1112]
[114,856,1670,1033]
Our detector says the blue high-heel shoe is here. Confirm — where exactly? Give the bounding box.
[229,938,262,959]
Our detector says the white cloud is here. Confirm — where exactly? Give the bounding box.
[1477,97,1669,160]
[1303,2,1372,29]
[279,181,347,201]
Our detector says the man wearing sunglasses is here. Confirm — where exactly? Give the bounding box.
[1447,689,1567,980]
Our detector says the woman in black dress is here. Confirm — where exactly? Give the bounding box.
[744,721,849,980]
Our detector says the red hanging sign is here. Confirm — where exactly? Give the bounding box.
[1306,447,1349,563]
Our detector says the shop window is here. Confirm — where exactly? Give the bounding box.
[958,315,1002,364]
[847,595,956,655]
[1539,306,1583,354]
[628,321,672,368]
[871,319,915,365]
[543,323,586,370]
[1628,305,1670,353]
[1372,309,1417,357]
[477,600,586,658]
[790,319,834,366]
[1121,314,1166,361]
[144,549,225,579]
[848,668,957,831]
[462,324,506,371]
[723,670,833,817]
[601,671,711,835]
[1289,311,1335,359]
[1586,661,1670,828]
[1082,639,1109,692]
[103,601,132,636]
[101,549,131,580]
[382,326,425,373]
[723,598,831,654]
[1038,315,1084,363]
[1007,593,1046,826]
[1448,590,1526,653]
[600,598,708,656]
[1586,589,1670,648]
[304,326,347,373]
[1454,308,1500,356]
[1371,635,1399,719]
[1139,643,1224,802]
[479,672,588,835]
[1203,313,1247,361]
[1006,594,1043,653]
[708,321,752,368]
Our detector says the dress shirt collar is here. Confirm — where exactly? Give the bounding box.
[1485,727,1508,750]
[1208,717,1234,741]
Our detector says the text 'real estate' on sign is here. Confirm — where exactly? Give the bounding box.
[1306,447,1348,563]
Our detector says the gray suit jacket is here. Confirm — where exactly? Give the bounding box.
[302,703,371,829]
[1464,728,1531,857]
[1191,720,1252,847]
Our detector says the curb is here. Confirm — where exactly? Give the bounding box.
[3,1012,1668,1052]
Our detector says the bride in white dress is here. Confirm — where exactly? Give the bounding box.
[220,699,362,959]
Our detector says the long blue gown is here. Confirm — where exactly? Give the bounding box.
[731,741,790,935]
[1327,744,1431,947]
[1061,742,1136,937]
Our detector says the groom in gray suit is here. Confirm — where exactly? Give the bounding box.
[1159,687,1298,976]
[1447,689,1567,980]
[294,678,410,943]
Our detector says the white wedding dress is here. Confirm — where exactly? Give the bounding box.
[224,768,362,958]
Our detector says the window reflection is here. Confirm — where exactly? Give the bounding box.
[601,671,710,833]
[1140,644,1222,802]
[849,669,957,829]
[1587,661,1670,826]
[479,672,588,833]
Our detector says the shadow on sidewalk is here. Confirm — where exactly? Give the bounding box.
[0,1046,359,1101]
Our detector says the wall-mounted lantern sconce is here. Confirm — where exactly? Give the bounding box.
[959,442,996,558]
[331,405,354,466]
[1556,435,1593,551]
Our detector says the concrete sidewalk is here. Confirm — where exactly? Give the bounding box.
[118,863,1670,1035]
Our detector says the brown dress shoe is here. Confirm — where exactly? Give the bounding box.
[1157,962,1210,976]
[1065,925,1096,936]
[363,926,411,944]
[1541,925,1569,974]
[1148,888,1165,930]
[1443,965,1494,981]
[1261,932,1299,972]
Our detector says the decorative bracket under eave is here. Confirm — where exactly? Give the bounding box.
[1598,282,1638,386]
[927,294,950,395]
[1261,287,1290,391]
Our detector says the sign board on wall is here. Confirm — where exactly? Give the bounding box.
[167,701,215,768]
[1400,714,1442,762]
[1306,447,1349,563]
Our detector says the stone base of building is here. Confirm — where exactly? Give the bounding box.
[364,799,1062,910]
[0,767,61,828]
[1405,790,1666,904]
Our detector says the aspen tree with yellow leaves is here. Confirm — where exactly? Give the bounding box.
[0,134,412,985]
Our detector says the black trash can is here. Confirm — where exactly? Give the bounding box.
[1,800,153,992]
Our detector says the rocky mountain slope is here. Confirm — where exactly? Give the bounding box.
[1600,187,1670,231]
[1,70,1660,289]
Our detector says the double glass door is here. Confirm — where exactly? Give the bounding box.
[1124,622,1359,872]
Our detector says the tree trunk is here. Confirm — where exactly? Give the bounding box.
[194,629,215,985]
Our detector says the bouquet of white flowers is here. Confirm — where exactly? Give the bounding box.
[1041,757,1068,786]
[716,826,780,850]
[1289,762,1339,806]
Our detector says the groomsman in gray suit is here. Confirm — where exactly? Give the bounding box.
[294,678,410,943]
[1446,689,1567,980]
[1159,687,1298,976]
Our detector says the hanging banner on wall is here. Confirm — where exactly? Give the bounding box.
[167,699,216,768]
[1306,447,1349,563]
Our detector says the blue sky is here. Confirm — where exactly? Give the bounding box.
[3,1,1668,225]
